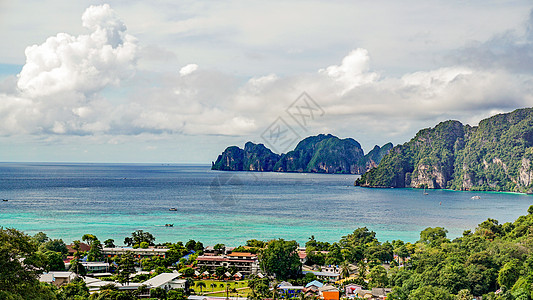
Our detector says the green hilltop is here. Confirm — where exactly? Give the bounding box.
[357,107,533,192]
[212,134,392,175]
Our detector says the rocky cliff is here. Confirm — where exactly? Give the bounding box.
[356,108,533,193]
[212,134,391,175]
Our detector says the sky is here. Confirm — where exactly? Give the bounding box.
[1,1,533,163]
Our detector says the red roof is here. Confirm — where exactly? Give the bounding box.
[227,252,256,257]
[67,242,90,253]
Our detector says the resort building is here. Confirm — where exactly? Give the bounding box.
[102,247,169,259]
[196,252,259,276]
[39,271,77,287]
[302,270,341,282]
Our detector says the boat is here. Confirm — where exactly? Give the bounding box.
[165,224,174,227]
[169,208,177,211]
[2,199,7,202]
[423,187,428,195]
[471,196,481,200]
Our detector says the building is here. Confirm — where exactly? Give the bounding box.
[371,288,392,299]
[302,270,340,282]
[102,247,169,259]
[319,285,340,300]
[354,289,373,299]
[66,243,90,256]
[196,252,259,276]
[83,272,185,296]
[345,284,364,297]
[142,273,187,291]
[39,271,77,287]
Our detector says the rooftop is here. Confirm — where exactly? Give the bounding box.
[142,272,183,288]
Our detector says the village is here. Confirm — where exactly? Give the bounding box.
[35,230,401,300]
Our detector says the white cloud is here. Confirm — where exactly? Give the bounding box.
[1,3,533,162]
[179,64,198,76]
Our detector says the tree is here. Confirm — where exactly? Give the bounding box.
[59,277,90,299]
[44,250,66,271]
[104,239,115,248]
[150,287,167,299]
[419,227,449,246]
[39,238,68,256]
[369,265,388,288]
[214,243,225,253]
[87,239,103,262]
[179,267,195,277]
[32,232,50,244]
[69,259,87,276]
[196,281,206,294]
[167,288,187,300]
[340,260,351,279]
[0,228,47,298]
[498,259,521,289]
[116,251,136,285]
[72,240,83,259]
[82,234,98,245]
[185,240,197,251]
[124,230,155,247]
[456,289,474,300]
[259,239,302,280]
[408,285,453,300]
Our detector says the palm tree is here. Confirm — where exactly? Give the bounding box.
[196,281,206,294]
[210,283,216,292]
[271,279,280,300]
[340,260,351,279]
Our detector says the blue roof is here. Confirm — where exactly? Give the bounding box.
[305,280,323,288]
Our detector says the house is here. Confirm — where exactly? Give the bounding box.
[142,273,187,291]
[298,250,308,264]
[345,284,364,297]
[277,282,304,297]
[319,285,339,300]
[39,271,77,287]
[82,261,110,273]
[196,252,259,276]
[302,270,340,282]
[354,289,373,299]
[371,288,392,299]
[102,247,169,259]
[83,277,145,294]
[304,280,323,294]
[233,272,243,280]
[66,243,90,256]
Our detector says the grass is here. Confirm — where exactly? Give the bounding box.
[191,279,250,295]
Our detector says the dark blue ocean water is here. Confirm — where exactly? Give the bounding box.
[0,163,531,246]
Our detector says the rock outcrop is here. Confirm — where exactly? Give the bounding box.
[356,108,533,193]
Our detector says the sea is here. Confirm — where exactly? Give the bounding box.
[0,163,531,246]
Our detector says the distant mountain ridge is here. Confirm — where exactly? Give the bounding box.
[212,134,392,175]
[356,108,533,193]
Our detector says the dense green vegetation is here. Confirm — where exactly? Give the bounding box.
[212,134,391,174]
[6,205,533,299]
[357,108,533,192]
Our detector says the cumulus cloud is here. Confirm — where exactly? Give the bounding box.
[2,3,533,156]
[179,64,198,76]
[0,4,137,136]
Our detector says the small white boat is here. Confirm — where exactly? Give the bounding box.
[471,196,481,200]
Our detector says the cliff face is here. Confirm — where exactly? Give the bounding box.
[353,143,393,174]
[212,134,391,174]
[212,143,280,171]
[357,108,533,193]
[273,134,365,174]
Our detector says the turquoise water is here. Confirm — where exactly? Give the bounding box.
[0,163,531,246]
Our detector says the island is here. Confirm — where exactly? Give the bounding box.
[212,134,393,175]
[357,107,533,193]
